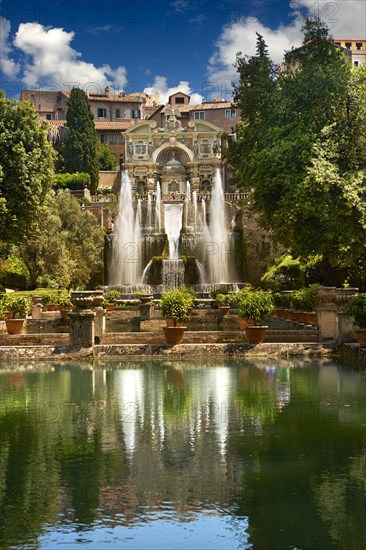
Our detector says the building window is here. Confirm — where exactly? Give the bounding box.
[228,133,237,142]
[119,135,125,144]
[175,97,184,104]
[225,109,236,118]
[194,111,205,120]
[356,43,363,51]
[115,108,121,119]
[46,114,52,120]
[110,134,116,144]
[131,109,141,119]
[354,61,359,67]
[345,42,352,49]
[335,42,341,46]
[97,108,107,118]
[100,134,108,144]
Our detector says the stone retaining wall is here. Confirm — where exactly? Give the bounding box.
[102,329,319,345]
[0,333,69,346]
[340,344,366,368]
[94,343,333,360]
[0,343,334,362]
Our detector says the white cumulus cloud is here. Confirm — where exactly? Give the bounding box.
[144,76,203,104]
[294,0,366,39]
[0,16,20,78]
[13,22,128,91]
[207,0,366,90]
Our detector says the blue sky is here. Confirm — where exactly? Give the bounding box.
[1,0,365,102]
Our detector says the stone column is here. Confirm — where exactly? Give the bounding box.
[94,307,106,343]
[32,296,43,319]
[338,311,357,343]
[69,291,104,348]
[139,302,154,321]
[69,310,95,348]
[316,303,338,342]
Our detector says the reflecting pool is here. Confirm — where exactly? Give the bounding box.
[0,359,366,549]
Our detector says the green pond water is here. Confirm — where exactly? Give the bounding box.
[0,359,365,549]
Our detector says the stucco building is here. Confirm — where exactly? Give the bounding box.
[334,39,366,67]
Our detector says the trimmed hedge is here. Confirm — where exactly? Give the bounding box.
[54,172,91,190]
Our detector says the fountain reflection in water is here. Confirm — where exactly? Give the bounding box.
[110,171,142,285]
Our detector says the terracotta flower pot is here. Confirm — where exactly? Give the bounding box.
[60,309,71,319]
[5,319,25,335]
[218,306,230,316]
[237,316,253,330]
[166,319,184,327]
[305,311,318,326]
[163,326,186,345]
[354,329,366,347]
[3,311,14,320]
[245,325,268,344]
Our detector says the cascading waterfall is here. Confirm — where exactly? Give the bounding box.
[155,182,161,233]
[164,203,183,259]
[110,171,142,284]
[162,203,185,289]
[206,168,230,283]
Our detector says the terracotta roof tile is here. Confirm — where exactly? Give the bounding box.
[48,120,135,130]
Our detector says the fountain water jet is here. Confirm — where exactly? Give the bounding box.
[155,182,162,233]
[206,168,230,283]
[109,171,142,285]
[147,193,152,230]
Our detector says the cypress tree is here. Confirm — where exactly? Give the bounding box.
[62,88,99,193]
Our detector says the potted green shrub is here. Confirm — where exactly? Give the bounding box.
[103,289,121,311]
[57,294,72,319]
[179,286,196,315]
[3,296,31,334]
[231,288,254,329]
[216,293,231,316]
[347,293,366,346]
[237,290,274,344]
[160,288,191,345]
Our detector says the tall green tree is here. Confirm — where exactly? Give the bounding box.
[16,190,105,288]
[229,18,366,286]
[62,88,99,194]
[0,91,55,244]
[96,143,117,171]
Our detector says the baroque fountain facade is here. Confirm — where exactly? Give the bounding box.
[107,107,243,295]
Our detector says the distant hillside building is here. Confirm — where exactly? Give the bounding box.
[333,39,366,67]
[21,88,239,182]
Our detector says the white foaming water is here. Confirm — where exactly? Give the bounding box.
[147,193,152,230]
[195,259,206,284]
[207,168,230,282]
[164,203,183,259]
[110,171,142,284]
[155,182,161,233]
[185,181,191,228]
[192,191,197,231]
